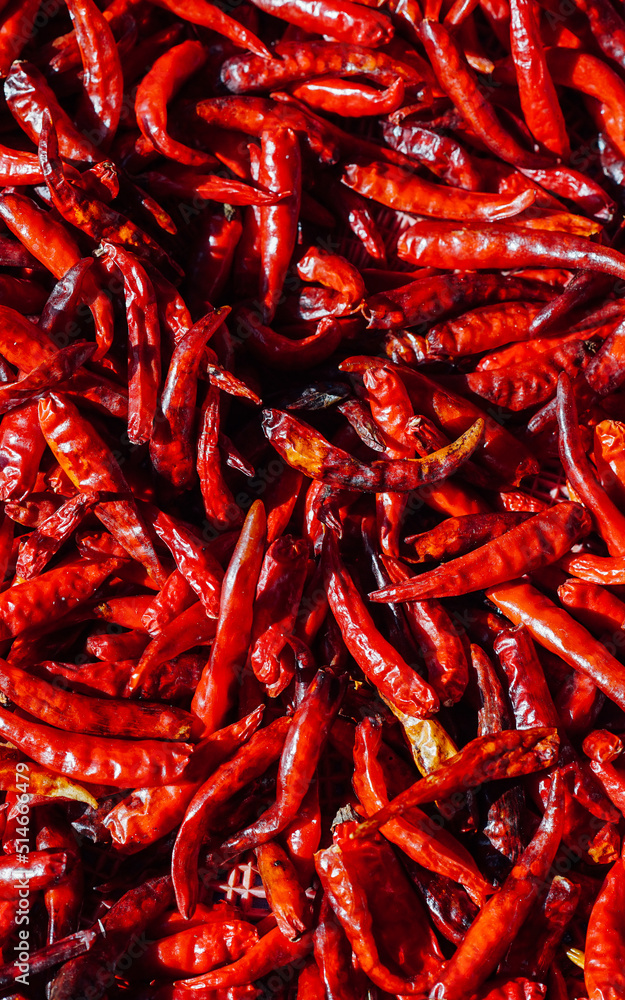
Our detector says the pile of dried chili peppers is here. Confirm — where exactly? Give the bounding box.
[3,0,625,997]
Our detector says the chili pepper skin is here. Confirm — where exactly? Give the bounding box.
[355,727,559,837]
[221,40,432,93]
[192,501,267,733]
[584,857,625,1000]
[0,707,193,787]
[179,925,313,991]
[397,220,625,279]
[366,271,551,331]
[431,774,564,1000]
[557,373,625,556]
[419,20,550,169]
[404,511,531,563]
[135,41,212,168]
[343,161,535,221]
[324,532,439,717]
[372,502,590,602]
[256,841,312,940]
[4,61,100,164]
[151,308,231,488]
[172,716,290,919]
[292,76,403,117]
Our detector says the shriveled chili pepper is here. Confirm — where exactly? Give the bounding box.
[371,502,590,602]
[431,774,564,1000]
[192,501,267,733]
[66,0,124,149]
[354,727,559,837]
[172,715,290,918]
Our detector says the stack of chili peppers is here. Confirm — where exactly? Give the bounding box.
[2,0,625,997]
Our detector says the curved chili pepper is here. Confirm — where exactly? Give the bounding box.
[218,670,342,859]
[419,19,551,169]
[509,0,569,157]
[66,0,124,149]
[383,118,483,190]
[236,307,342,370]
[315,821,443,995]
[192,501,267,733]
[584,857,625,1000]
[196,385,240,532]
[178,925,313,991]
[128,601,217,697]
[256,840,312,940]
[545,48,625,160]
[354,718,493,904]
[0,660,193,741]
[221,40,433,93]
[39,117,176,277]
[343,161,535,220]
[427,301,544,358]
[558,579,625,634]
[258,126,301,323]
[4,60,100,163]
[405,511,531,562]
[0,191,114,357]
[150,509,223,619]
[135,40,212,167]
[150,307,230,487]
[397,220,625,278]
[263,407,485,491]
[0,707,193,787]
